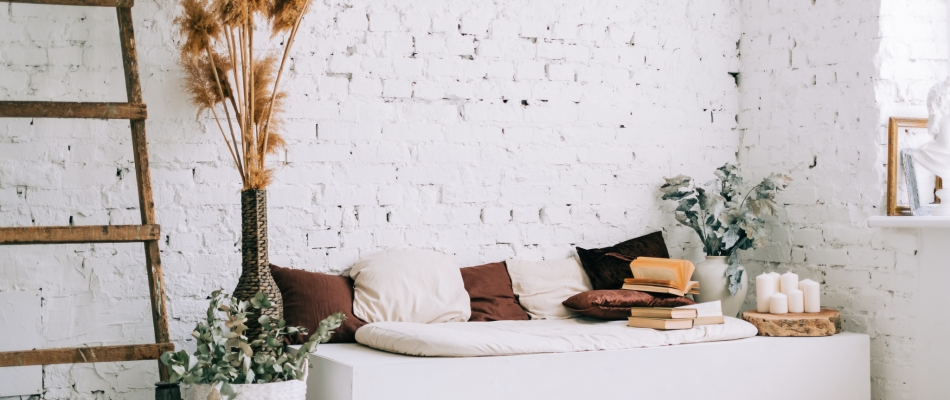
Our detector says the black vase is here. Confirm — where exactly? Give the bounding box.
[233,189,283,339]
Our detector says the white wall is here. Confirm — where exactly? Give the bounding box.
[738,1,947,400]
[0,0,741,397]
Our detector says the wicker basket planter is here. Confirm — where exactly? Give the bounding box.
[179,361,308,400]
[233,189,283,339]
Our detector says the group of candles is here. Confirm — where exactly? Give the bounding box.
[755,272,820,314]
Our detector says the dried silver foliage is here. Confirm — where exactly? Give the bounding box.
[660,163,791,295]
[161,290,344,399]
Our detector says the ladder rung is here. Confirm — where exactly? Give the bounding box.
[0,101,146,119]
[0,224,160,245]
[5,0,133,7]
[0,343,173,367]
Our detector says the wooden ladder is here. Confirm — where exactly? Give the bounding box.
[0,0,172,382]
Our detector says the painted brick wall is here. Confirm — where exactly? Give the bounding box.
[738,1,947,399]
[0,0,741,397]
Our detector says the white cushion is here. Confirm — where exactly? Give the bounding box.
[349,248,471,324]
[505,257,592,319]
[355,317,758,357]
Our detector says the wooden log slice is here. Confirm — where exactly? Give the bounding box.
[741,309,841,337]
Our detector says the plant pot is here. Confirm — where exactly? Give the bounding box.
[180,380,306,400]
[234,189,283,339]
[179,361,308,400]
[692,256,748,318]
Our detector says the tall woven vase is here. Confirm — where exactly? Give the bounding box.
[234,189,283,340]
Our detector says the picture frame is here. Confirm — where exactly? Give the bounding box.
[901,148,942,216]
[887,117,943,216]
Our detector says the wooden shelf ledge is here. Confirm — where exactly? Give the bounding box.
[0,343,173,367]
[0,224,160,245]
[867,216,950,228]
[0,101,146,119]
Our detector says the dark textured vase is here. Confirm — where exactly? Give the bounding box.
[234,189,283,339]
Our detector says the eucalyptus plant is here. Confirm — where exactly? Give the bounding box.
[161,290,344,399]
[659,163,791,295]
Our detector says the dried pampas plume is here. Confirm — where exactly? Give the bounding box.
[269,0,309,34]
[175,0,313,189]
[176,0,220,57]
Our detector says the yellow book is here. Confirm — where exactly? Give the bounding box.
[629,307,698,319]
[627,317,693,330]
[621,283,699,297]
[628,257,696,293]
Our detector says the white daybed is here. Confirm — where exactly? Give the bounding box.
[299,319,870,400]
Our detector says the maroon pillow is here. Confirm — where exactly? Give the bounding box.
[460,262,530,322]
[576,231,671,290]
[269,264,366,343]
[562,290,696,320]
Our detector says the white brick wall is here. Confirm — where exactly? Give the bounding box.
[738,1,947,399]
[0,0,740,397]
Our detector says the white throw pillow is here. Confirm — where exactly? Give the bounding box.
[506,257,593,319]
[350,248,471,323]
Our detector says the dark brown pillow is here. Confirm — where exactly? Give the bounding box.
[269,264,366,343]
[562,290,696,320]
[460,262,530,322]
[576,231,671,290]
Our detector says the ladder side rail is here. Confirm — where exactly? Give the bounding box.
[116,5,171,381]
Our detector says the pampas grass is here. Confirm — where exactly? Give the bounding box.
[176,0,313,189]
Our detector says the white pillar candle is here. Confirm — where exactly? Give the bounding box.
[768,271,781,294]
[756,273,777,312]
[769,293,788,314]
[798,278,815,291]
[780,272,799,295]
[801,280,820,313]
[788,289,804,313]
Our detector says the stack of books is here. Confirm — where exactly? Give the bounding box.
[622,257,699,296]
[627,301,725,330]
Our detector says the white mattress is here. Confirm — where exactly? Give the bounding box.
[355,316,758,357]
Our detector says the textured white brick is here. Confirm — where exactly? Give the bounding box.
[349,76,382,96]
[491,20,519,37]
[431,16,458,33]
[515,61,545,80]
[512,205,541,223]
[460,16,490,35]
[481,207,512,224]
[546,64,574,81]
[369,14,400,32]
[337,9,368,31]
[382,79,413,98]
[308,230,341,248]
[541,206,571,224]
[520,21,548,39]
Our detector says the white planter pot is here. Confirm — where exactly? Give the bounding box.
[692,256,748,318]
[180,360,308,400]
[181,379,307,400]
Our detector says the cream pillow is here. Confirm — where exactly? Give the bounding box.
[350,248,471,323]
[506,257,593,319]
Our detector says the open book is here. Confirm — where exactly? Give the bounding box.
[675,301,725,325]
[623,257,698,296]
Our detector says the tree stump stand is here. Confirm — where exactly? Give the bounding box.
[741,309,841,337]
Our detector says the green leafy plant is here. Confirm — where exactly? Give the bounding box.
[659,163,791,295]
[161,290,344,399]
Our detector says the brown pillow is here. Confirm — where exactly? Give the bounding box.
[562,290,696,320]
[269,264,366,343]
[460,262,530,322]
[576,231,670,290]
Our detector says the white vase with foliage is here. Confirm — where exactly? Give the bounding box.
[659,163,791,317]
[161,290,344,400]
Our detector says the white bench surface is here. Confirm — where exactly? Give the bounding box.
[306,333,870,400]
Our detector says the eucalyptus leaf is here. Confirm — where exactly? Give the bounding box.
[160,290,345,385]
[660,163,791,294]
